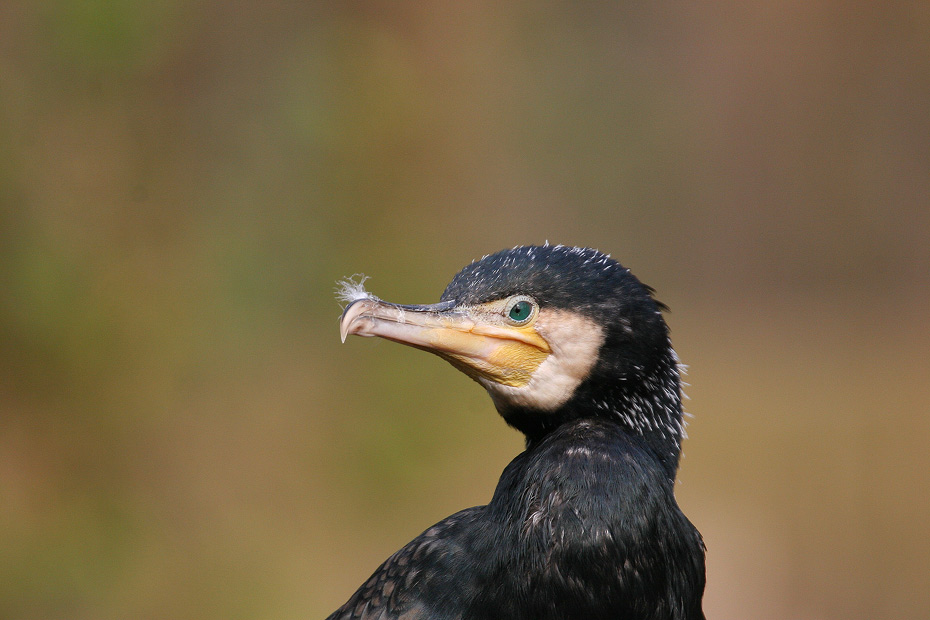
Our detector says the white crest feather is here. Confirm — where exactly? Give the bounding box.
[335,274,377,307]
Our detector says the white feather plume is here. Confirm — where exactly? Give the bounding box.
[335,274,377,307]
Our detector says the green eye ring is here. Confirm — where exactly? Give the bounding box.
[504,296,537,325]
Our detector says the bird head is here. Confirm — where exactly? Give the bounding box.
[338,244,684,475]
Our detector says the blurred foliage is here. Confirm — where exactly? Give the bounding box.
[0,1,928,619]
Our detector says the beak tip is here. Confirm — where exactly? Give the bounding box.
[339,315,353,343]
[339,299,369,343]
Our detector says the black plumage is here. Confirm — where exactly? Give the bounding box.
[331,245,705,620]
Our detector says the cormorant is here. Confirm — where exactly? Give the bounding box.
[330,244,705,620]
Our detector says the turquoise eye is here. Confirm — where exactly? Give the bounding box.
[507,299,534,323]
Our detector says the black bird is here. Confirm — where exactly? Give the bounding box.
[331,244,705,620]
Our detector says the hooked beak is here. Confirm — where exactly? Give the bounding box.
[339,297,550,388]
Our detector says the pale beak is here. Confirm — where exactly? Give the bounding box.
[339,297,549,388]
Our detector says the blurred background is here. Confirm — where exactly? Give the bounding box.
[1,2,928,619]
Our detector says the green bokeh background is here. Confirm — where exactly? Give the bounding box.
[1,3,928,619]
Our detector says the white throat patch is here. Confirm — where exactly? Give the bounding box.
[481,309,604,412]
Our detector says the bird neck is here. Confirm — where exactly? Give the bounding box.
[514,349,685,482]
[485,416,705,620]
[592,352,685,481]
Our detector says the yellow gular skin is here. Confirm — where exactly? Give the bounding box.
[442,335,550,387]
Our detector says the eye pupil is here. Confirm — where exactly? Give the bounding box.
[509,300,532,322]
